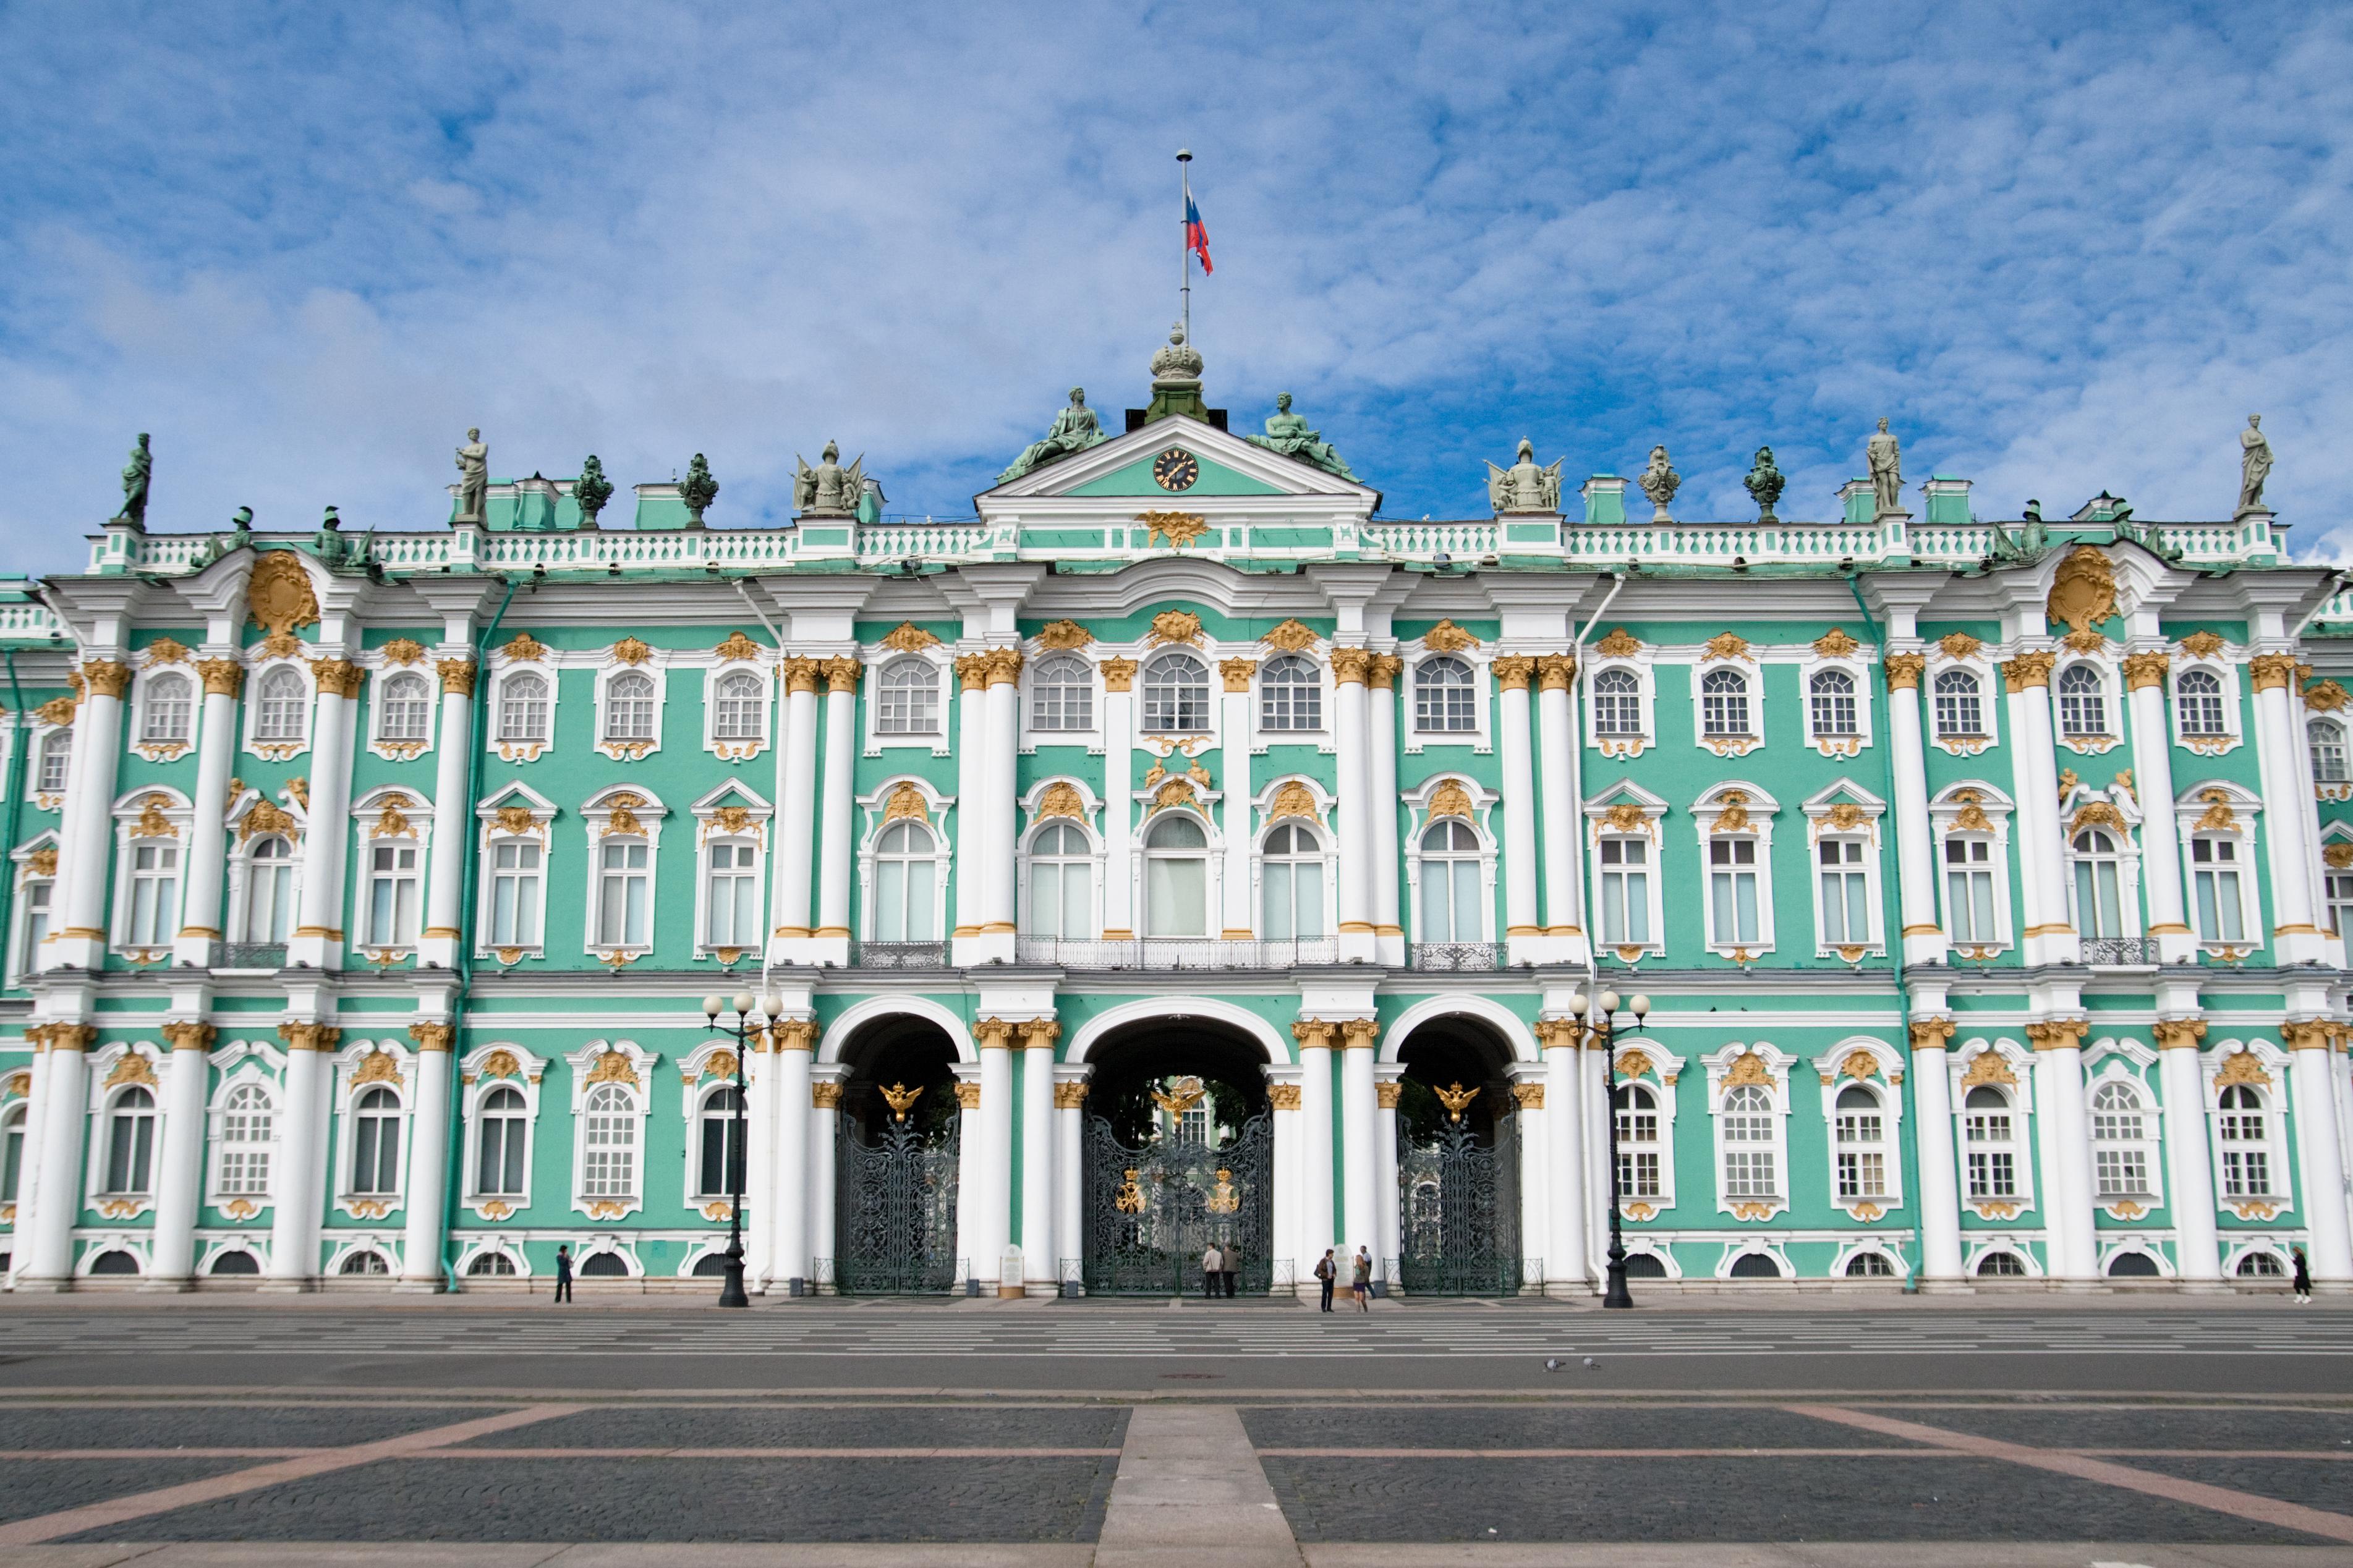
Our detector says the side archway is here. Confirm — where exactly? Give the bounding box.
[1063,996,1290,1066]
[1379,994,1539,1065]
[818,994,975,1065]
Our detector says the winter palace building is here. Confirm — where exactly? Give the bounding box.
[3,342,2352,1297]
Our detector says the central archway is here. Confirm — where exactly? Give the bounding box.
[1392,1012,1522,1296]
[1079,1013,1274,1297]
[831,1011,961,1295]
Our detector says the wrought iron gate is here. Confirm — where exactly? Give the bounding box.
[1084,1111,1272,1295]
[835,1112,959,1295]
[1398,1108,1520,1295]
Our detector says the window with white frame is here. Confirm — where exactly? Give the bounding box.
[255,667,307,742]
[2057,664,2107,737]
[1943,836,1998,944]
[2,1102,25,1205]
[1700,668,1751,737]
[604,671,657,742]
[2071,828,2127,939]
[1720,1084,1777,1198]
[1415,656,1476,733]
[2090,1080,2152,1198]
[1027,820,1092,938]
[1614,1083,1662,1198]
[696,1085,744,1198]
[377,672,431,744]
[2217,1085,2274,1197]
[1144,653,1211,734]
[876,658,940,735]
[1818,838,1871,946]
[2190,835,2247,943]
[475,1085,529,1195]
[215,1083,273,1198]
[2311,719,2348,784]
[2326,858,2353,936]
[712,672,764,742]
[703,841,759,949]
[1418,819,1481,943]
[124,840,180,946]
[142,672,193,744]
[489,839,543,947]
[1834,1084,1887,1200]
[1261,821,1325,939]
[1708,836,1762,946]
[595,839,651,947]
[1598,836,1651,946]
[1809,669,1857,736]
[581,1083,637,1198]
[15,871,52,976]
[103,1085,157,1194]
[2176,669,2228,735]
[1030,655,1092,732]
[37,730,70,793]
[347,1085,401,1195]
[1933,669,1984,738]
[363,841,421,947]
[1143,815,1210,936]
[242,836,295,943]
[1259,655,1321,731]
[498,672,550,743]
[1593,668,1641,735]
[871,820,938,941]
[1962,1085,2017,1198]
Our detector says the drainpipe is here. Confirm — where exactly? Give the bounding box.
[1848,573,1925,1294]
[0,650,28,968]
[733,580,789,1003]
[1568,572,1622,1289]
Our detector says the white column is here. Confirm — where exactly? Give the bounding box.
[1340,1020,1378,1268]
[289,663,360,971]
[9,1044,49,1282]
[21,1026,91,1286]
[1055,1067,1090,1295]
[174,666,244,965]
[1020,1019,1058,1290]
[1102,662,1136,938]
[976,1020,1016,1292]
[1884,658,1947,967]
[51,661,130,971]
[2156,1018,2223,1282]
[1372,1068,1401,1291]
[1495,659,1541,959]
[1293,1023,1336,1265]
[418,659,477,970]
[2252,658,2327,963]
[1369,658,1405,965]
[1220,660,1254,939]
[741,1033,777,1290]
[2124,653,2194,962]
[1512,1077,1547,1295]
[1536,658,1580,959]
[951,1066,982,1287]
[951,655,986,951]
[264,1025,335,1288]
[1542,1023,1588,1289]
[1265,1066,1301,1294]
[812,661,859,962]
[2033,1021,2098,1280]
[397,1022,455,1290]
[1907,1019,1966,1285]
[2289,1022,2353,1283]
[979,653,1021,960]
[2004,657,2076,967]
[772,1021,815,1290]
[147,1023,214,1288]
[810,1073,842,1289]
[1332,653,1374,962]
[771,661,821,954]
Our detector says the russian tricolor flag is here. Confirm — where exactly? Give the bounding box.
[1185,193,1212,275]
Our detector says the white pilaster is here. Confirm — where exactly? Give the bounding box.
[1511,1072,1547,1295]
[976,654,1021,964]
[2155,1013,2222,1282]
[21,1027,91,1286]
[1264,1064,1301,1294]
[8,1045,49,1284]
[1542,1022,1588,1289]
[396,1021,456,1290]
[1369,658,1405,965]
[1536,659,1582,964]
[263,1024,336,1289]
[2125,654,2195,962]
[770,661,821,958]
[173,674,241,965]
[287,666,359,971]
[1372,1065,1401,1290]
[2252,659,2328,963]
[1220,665,1254,938]
[2006,658,2078,968]
[1020,1019,1058,1291]
[772,1022,815,1290]
[51,664,128,971]
[1908,1018,1967,1285]
[1885,659,1947,967]
[1339,1020,1378,1268]
[812,661,859,965]
[1332,654,1374,961]
[1496,660,1542,962]
[975,1020,1016,1291]
[417,662,477,970]
[147,1021,213,1289]
[1294,1023,1337,1265]
[2033,1021,2099,1281]
[811,1069,843,1289]
[1055,1066,1091,1295]
[1102,664,1136,938]
[2289,1023,2353,1284]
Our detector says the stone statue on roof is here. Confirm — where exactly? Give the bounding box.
[114,433,151,528]
[454,427,488,522]
[1247,393,1358,482]
[794,440,866,517]
[1486,438,1562,514]
[2237,414,2272,516]
[1637,444,1680,522]
[1867,418,1902,517]
[998,388,1108,484]
[1743,446,1785,522]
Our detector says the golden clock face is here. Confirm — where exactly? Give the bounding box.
[1152,448,1200,492]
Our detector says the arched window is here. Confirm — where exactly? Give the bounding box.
[378,672,432,743]
[1144,653,1211,734]
[2176,668,2227,735]
[2057,664,2106,737]
[142,672,192,744]
[475,1084,529,1196]
[1030,655,1092,732]
[604,671,657,742]
[1257,655,1321,732]
[1143,815,1210,936]
[339,1250,389,1276]
[1729,1252,1784,1279]
[1707,834,1760,946]
[1,1102,25,1206]
[37,730,70,794]
[1261,821,1325,939]
[216,1083,273,1198]
[872,821,938,941]
[581,1083,637,1199]
[2090,1080,2151,1198]
[697,1085,745,1198]
[2070,828,2125,939]
[2218,1085,2273,1197]
[1976,1250,2026,1277]
[2311,720,2349,783]
[712,672,765,742]
[877,658,939,735]
[1721,1083,1776,1198]
[1833,1084,1886,1200]
[210,1250,260,1275]
[255,667,307,742]
[349,1085,401,1195]
[1700,669,1750,737]
[243,836,294,944]
[1943,833,1997,943]
[1027,821,1092,939]
[1809,669,1857,736]
[580,1251,629,1278]
[1933,670,1983,739]
[1592,669,1641,735]
[1417,819,1481,943]
[466,1250,517,1277]
[498,672,549,743]
[1415,656,1476,733]
[2190,834,2246,943]
[1613,1083,1661,1198]
[104,1085,156,1195]
[2236,1250,2286,1278]
[704,840,758,949]
[1598,833,1650,947]
[87,1249,140,1275]
[1845,1251,1896,1278]
[1962,1085,2016,1200]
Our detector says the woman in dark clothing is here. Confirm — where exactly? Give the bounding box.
[2292,1245,2312,1305]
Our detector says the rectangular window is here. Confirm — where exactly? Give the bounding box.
[582,1116,635,1198]
[17,878,51,975]
[2094,1148,2148,1198]
[365,844,420,947]
[1965,1149,2015,1198]
[1722,1148,1776,1198]
[38,734,70,794]
[477,1116,527,1195]
[1708,837,1760,944]
[2075,852,2124,939]
[2330,869,2353,937]
[2221,1148,2270,1198]
[1818,839,1870,945]
[1031,860,1091,940]
[351,1114,399,1195]
[490,841,543,947]
[1944,836,1996,943]
[705,842,759,947]
[1837,1150,1886,1200]
[126,842,179,946]
[106,1109,155,1193]
[1619,1149,1660,1198]
[597,842,650,947]
[2192,837,2244,942]
[1599,837,1650,946]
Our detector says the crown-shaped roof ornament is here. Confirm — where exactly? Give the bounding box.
[1151,320,1203,386]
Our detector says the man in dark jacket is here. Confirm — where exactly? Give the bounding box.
[1314,1248,1336,1312]
[554,1245,574,1304]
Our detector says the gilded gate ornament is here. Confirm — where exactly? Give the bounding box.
[879,1082,923,1121]
[1206,1169,1241,1214]
[1115,1169,1146,1214]
[1433,1082,1479,1122]
[1150,1075,1207,1117]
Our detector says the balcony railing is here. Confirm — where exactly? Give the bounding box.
[1408,942,1507,972]
[1016,937,1338,970]
[851,941,949,970]
[2080,937,2155,967]
[208,943,287,970]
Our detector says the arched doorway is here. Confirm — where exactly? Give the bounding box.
[1394,1015,1521,1296]
[833,1013,961,1295]
[1081,1015,1273,1295]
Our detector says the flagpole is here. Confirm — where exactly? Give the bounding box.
[1176,148,1193,342]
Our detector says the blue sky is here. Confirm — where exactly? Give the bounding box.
[4,3,2351,574]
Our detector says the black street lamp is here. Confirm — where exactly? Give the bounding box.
[701,990,781,1309]
[1570,987,1650,1310]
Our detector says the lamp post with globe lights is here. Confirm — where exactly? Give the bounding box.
[700,991,781,1309]
[1570,988,1650,1309]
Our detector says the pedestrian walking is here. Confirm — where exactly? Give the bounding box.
[1220,1240,1240,1299]
[1315,1248,1337,1312]
[1351,1246,1372,1312]
[1201,1242,1223,1299]
[553,1245,574,1305]
[2292,1245,2313,1304]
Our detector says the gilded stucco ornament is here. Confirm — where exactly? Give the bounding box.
[880,622,940,653]
[2179,630,2226,659]
[2046,546,2117,638]
[1034,619,1092,651]
[585,1050,640,1088]
[999,388,1107,483]
[502,632,548,663]
[1813,627,1860,659]
[1427,779,1474,820]
[1743,446,1786,522]
[610,637,653,666]
[2215,1050,2271,1090]
[1246,393,1358,481]
[1422,620,1481,653]
[1938,632,1982,661]
[1147,610,1203,647]
[1268,780,1321,823]
[1959,1051,2015,1088]
[1487,439,1564,514]
[712,630,762,663]
[882,783,929,823]
[1261,618,1320,653]
[1034,782,1085,820]
[246,552,319,638]
[1703,632,1751,663]
[1722,1051,1771,1088]
[1594,628,1642,658]
[1140,511,1209,549]
[1636,445,1680,522]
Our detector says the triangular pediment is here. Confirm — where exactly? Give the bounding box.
[979,412,1377,506]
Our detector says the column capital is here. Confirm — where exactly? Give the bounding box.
[1018,1017,1062,1051]
[1375,1080,1402,1109]
[784,657,823,695]
[1534,1017,1584,1051]
[2250,651,2300,692]
[310,658,365,698]
[1291,1019,1337,1051]
[81,659,132,698]
[812,1080,843,1109]
[1330,647,1372,685]
[276,1022,343,1053]
[197,658,246,697]
[1053,1080,1091,1108]
[161,1021,216,1053]
[2025,1017,2090,1051]
[982,647,1025,686]
[1907,1016,1956,1053]
[1884,652,1926,690]
[2283,1019,2335,1052]
[822,656,861,695]
[45,1022,97,1053]
[953,1081,983,1109]
[435,658,477,697]
[974,1017,1017,1049]
[406,1021,454,1053]
[1492,655,1536,690]
[768,1017,819,1052]
[1267,1082,1302,1110]
[1536,654,1577,692]
[1219,656,1258,692]
[1999,651,2055,689]
[2122,650,2171,689]
[1338,1017,1380,1051]
[1511,1082,1546,1109]
[1368,653,1403,689]
[1099,656,1136,693]
[2151,1017,2207,1051]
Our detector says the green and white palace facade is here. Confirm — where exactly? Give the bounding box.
[4,362,2353,1297]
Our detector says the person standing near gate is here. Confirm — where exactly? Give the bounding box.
[553,1245,574,1304]
[1220,1240,1240,1298]
[1201,1242,1222,1299]
[1315,1248,1337,1312]
[1351,1246,1372,1312]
